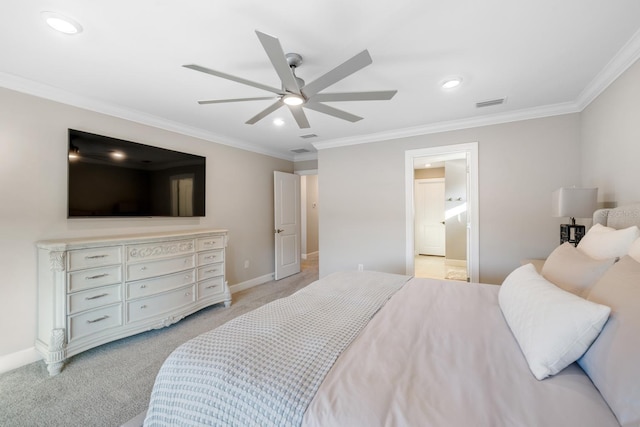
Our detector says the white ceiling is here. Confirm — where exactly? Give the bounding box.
[2,1,640,161]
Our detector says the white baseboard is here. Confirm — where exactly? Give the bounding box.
[0,346,42,375]
[229,272,275,294]
[302,251,319,260]
[445,258,467,267]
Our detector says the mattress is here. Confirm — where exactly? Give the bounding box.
[144,272,619,427]
[303,277,618,426]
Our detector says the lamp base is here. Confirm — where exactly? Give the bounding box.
[560,224,585,246]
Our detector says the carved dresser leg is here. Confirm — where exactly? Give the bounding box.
[47,328,66,376]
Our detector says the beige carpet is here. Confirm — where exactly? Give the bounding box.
[0,259,318,427]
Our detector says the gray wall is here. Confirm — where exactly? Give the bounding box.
[581,58,640,204]
[318,114,582,284]
[0,86,292,359]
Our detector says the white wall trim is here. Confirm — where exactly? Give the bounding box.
[0,71,294,162]
[302,251,319,260]
[314,102,579,151]
[405,143,479,282]
[229,273,275,294]
[0,346,42,375]
[575,27,640,110]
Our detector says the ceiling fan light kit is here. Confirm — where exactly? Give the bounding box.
[282,94,304,106]
[184,30,397,129]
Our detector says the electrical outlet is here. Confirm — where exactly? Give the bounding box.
[358,264,364,272]
[244,260,250,269]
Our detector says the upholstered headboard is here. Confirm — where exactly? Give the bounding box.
[593,203,640,229]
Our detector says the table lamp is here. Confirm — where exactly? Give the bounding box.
[552,187,598,246]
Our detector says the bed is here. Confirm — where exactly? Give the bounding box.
[143,204,640,427]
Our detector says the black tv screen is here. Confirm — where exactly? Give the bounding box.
[68,129,206,217]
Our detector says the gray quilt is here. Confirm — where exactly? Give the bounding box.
[144,271,410,427]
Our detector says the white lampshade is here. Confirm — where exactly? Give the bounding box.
[552,187,598,219]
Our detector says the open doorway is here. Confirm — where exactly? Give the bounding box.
[299,172,319,272]
[405,143,479,282]
[413,156,468,281]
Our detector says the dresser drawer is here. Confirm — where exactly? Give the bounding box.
[197,235,225,251]
[198,249,224,266]
[127,285,195,323]
[68,284,122,315]
[68,246,121,271]
[126,239,195,263]
[126,254,195,281]
[68,304,122,342]
[127,270,195,299]
[68,265,123,292]
[197,262,224,280]
[198,277,225,300]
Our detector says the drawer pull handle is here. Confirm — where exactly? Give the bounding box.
[87,315,109,324]
[185,292,191,296]
[204,241,214,245]
[205,285,218,290]
[85,293,108,300]
[85,273,108,280]
[85,254,108,259]
[140,285,146,289]
[140,266,147,271]
[140,305,147,309]
[205,255,216,260]
[185,275,191,279]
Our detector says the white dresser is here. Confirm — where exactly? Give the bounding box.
[36,229,229,376]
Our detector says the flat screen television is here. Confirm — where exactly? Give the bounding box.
[68,129,206,217]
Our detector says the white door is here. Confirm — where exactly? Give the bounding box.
[415,179,445,256]
[274,171,301,280]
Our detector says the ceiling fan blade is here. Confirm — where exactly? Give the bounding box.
[312,90,397,102]
[287,106,311,129]
[255,30,301,95]
[304,102,363,123]
[198,96,278,105]
[245,100,284,125]
[301,50,373,98]
[183,64,284,95]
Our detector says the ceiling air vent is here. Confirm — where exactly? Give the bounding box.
[291,148,311,154]
[476,97,506,108]
[299,134,318,139]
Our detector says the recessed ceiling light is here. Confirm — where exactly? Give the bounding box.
[273,118,285,126]
[41,11,83,35]
[441,78,462,90]
[111,151,125,160]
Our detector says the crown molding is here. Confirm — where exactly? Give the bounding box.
[313,101,580,151]
[575,27,640,110]
[0,71,294,162]
[4,23,640,161]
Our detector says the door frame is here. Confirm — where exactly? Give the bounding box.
[405,142,479,282]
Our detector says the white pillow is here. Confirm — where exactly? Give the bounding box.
[499,263,611,380]
[628,237,640,263]
[577,223,640,260]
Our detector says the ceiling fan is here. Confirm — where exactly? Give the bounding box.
[183,30,397,129]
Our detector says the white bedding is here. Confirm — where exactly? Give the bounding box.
[303,277,619,427]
